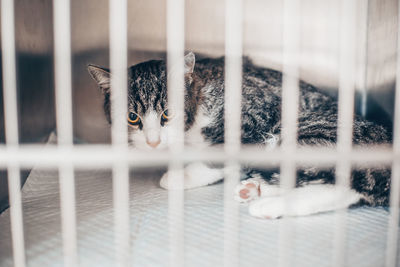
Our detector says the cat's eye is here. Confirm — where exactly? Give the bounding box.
[127,112,141,126]
[161,110,172,122]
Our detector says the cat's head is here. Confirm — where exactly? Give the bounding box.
[88,52,198,150]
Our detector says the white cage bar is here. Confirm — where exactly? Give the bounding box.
[53,0,78,266]
[0,145,396,168]
[224,0,243,266]
[109,0,130,266]
[358,0,369,118]
[278,0,301,266]
[166,0,185,266]
[385,0,400,265]
[1,0,26,266]
[333,0,357,266]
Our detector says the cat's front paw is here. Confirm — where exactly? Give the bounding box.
[248,197,285,219]
[159,168,202,190]
[159,172,185,190]
[159,163,224,190]
[234,179,261,203]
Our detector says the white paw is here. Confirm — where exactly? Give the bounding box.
[248,197,285,219]
[159,172,171,189]
[160,163,223,190]
[159,171,186,190]
[234,179,261,203]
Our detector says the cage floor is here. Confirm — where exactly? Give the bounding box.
[0,146,399,266]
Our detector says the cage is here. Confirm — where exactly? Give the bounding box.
[0,0,399,266]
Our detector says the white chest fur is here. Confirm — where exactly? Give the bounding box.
[184,109,212,149]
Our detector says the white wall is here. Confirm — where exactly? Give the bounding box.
[12,0,396,88]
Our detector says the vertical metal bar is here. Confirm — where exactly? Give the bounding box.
[53,0,77,266]
[1,0,18,146]
[166,165,184,267]
[167,0,185,151]
[57,164,77,267]
[167,0,185,265]
[359,0,369,118]
[112,162,130,267]
[109,0,130,266]
[6,164,25,267]
[224,0,243,154]
[386,161,400,267]
[336,0,357,186]
[1,0,26,266]
[223,163,240,267]
[53,0,73,146]
[384,1,400,265]
[224,0,242,266]
[109,0,128,148]
[279,1,300,267]
[281,0,300,153]
[333,0,357,266]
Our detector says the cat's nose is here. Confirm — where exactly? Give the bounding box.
[146,139,161,148]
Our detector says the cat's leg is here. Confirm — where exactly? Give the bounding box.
[234,173,283,203]
[160,162,223,190]
[248,184,363,219]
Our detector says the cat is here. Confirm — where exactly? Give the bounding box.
[88,52,392,219]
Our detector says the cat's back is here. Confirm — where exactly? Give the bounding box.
[195,57,284,144]
[194,56,391,146]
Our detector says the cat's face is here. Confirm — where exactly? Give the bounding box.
[88,52,196,150]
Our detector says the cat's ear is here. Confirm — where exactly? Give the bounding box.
[87,64,111,92]
[184,52,195,74]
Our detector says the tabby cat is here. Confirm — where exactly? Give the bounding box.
[88,52,391,219]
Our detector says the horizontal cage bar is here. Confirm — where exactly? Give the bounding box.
[0,145,395,168]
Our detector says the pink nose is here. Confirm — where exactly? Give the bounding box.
[146,139,161,148]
